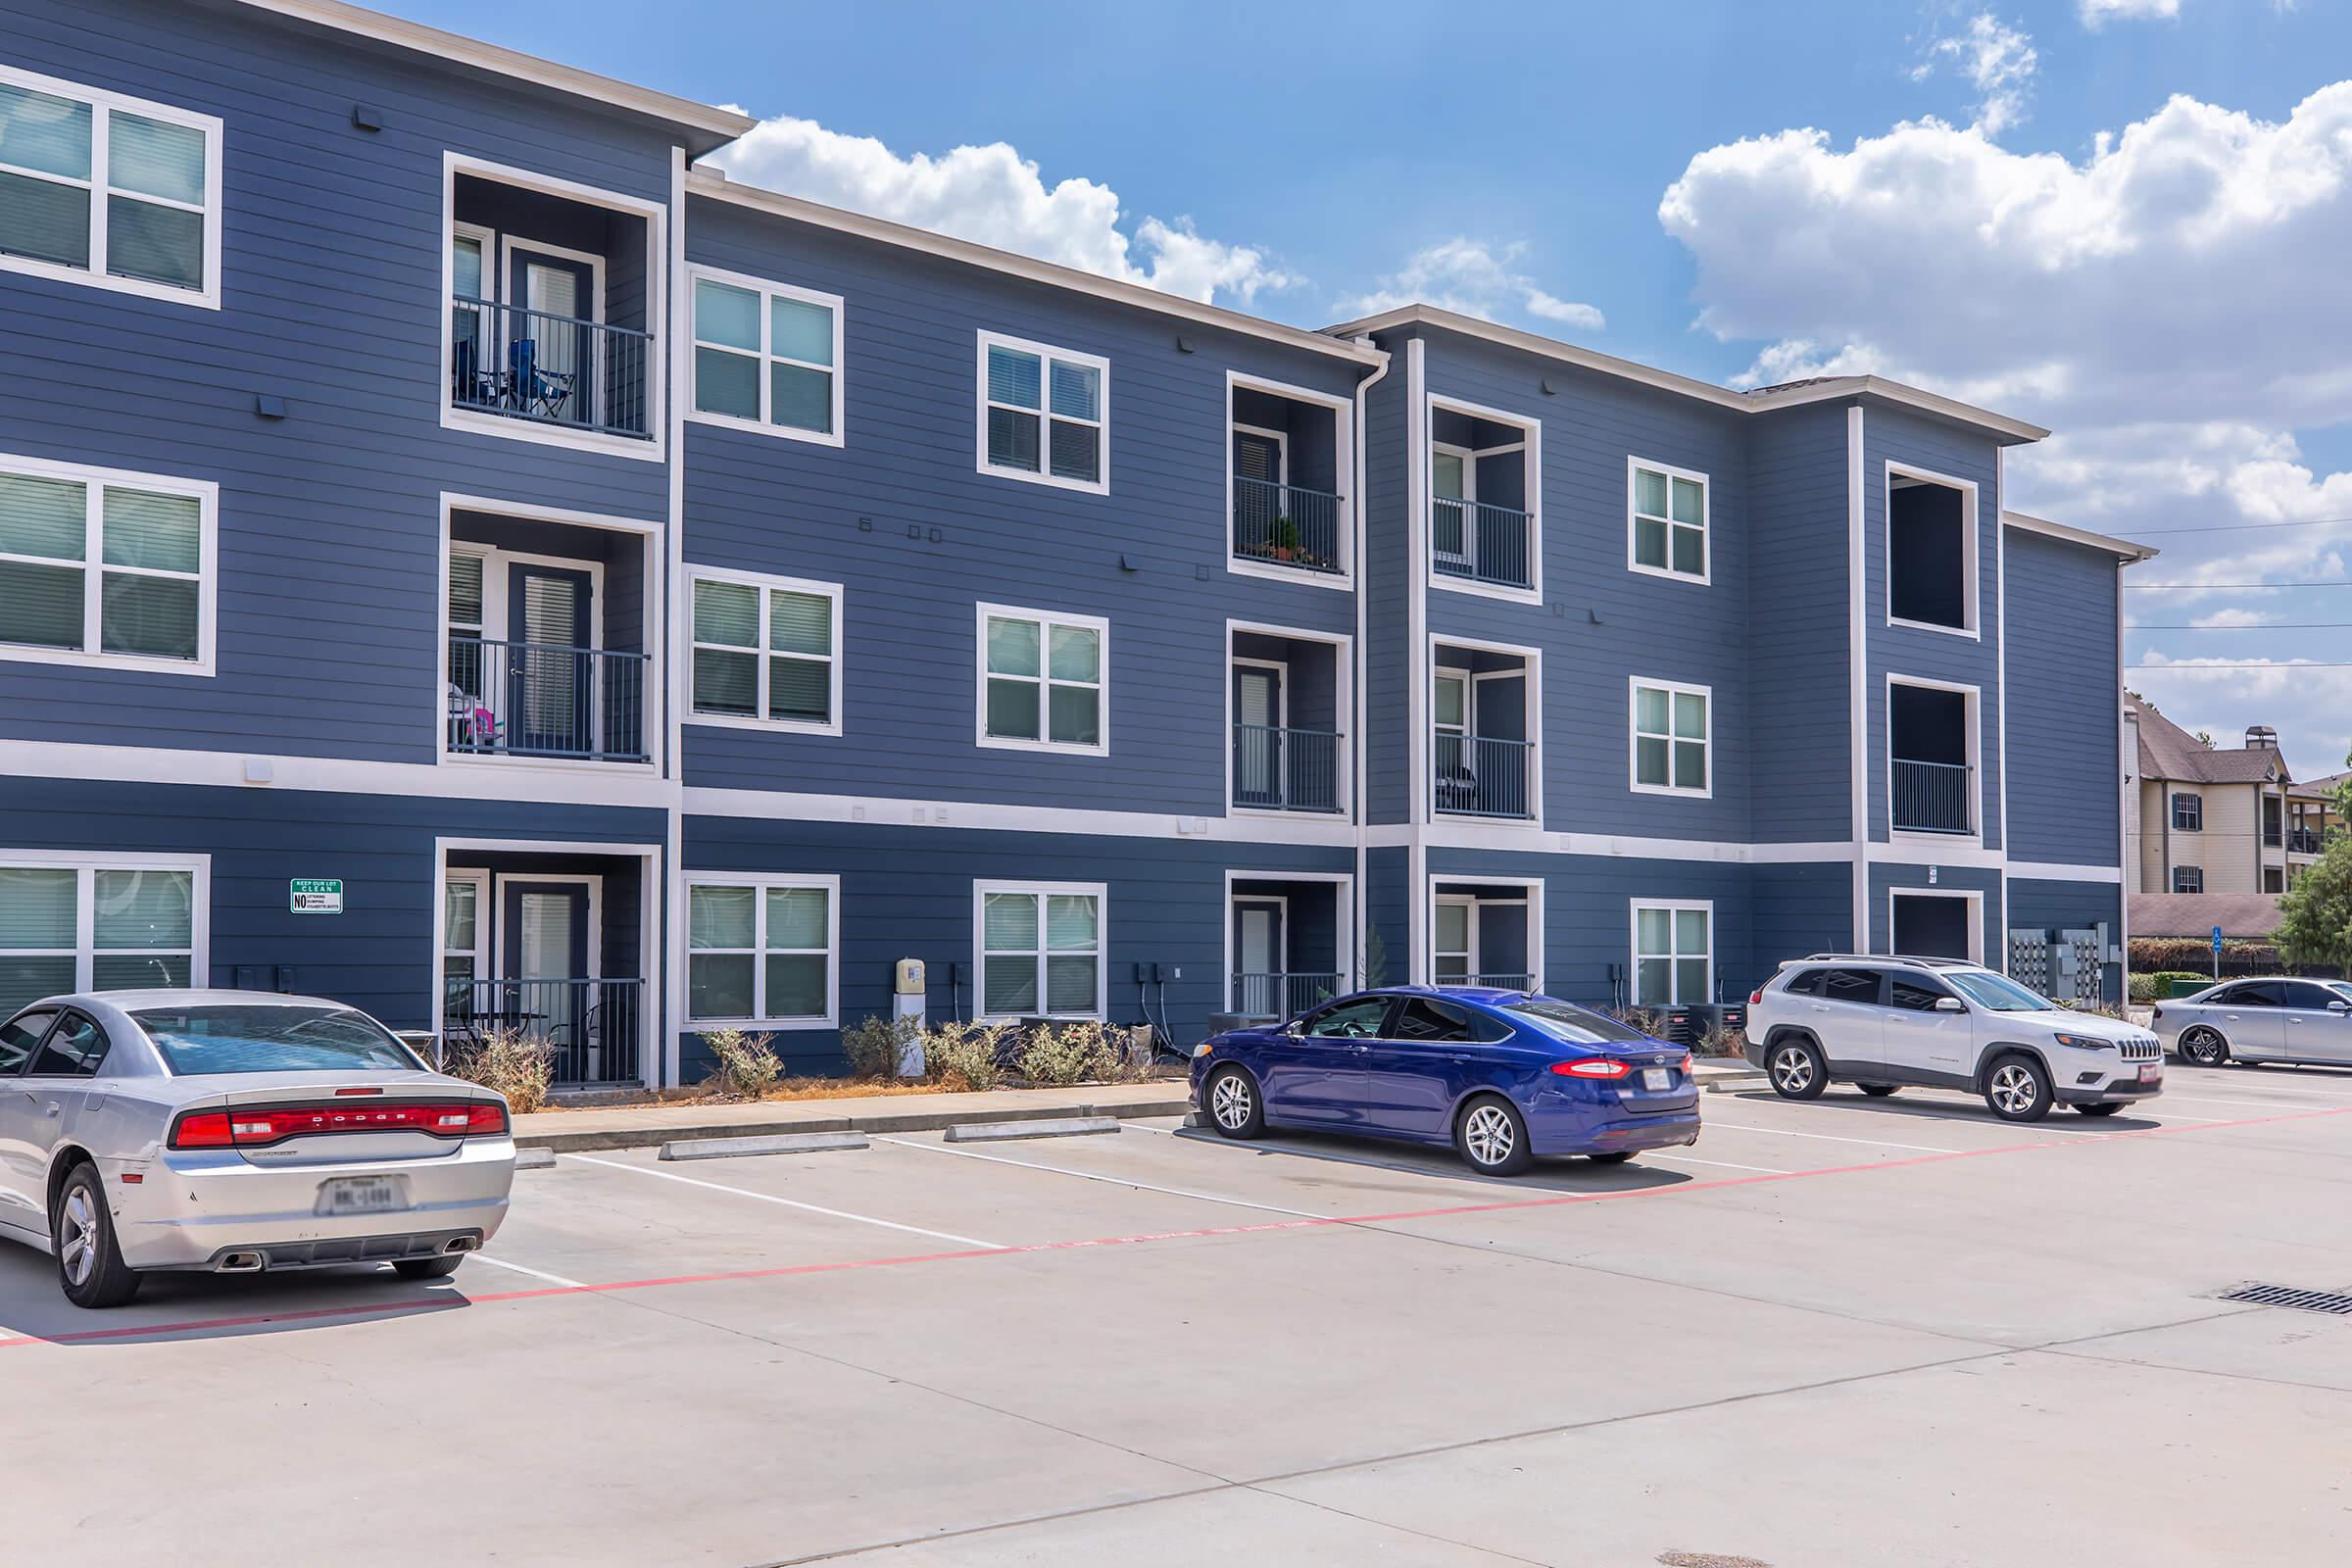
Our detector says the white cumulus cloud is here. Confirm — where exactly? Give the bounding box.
[1915,13,2040,135]
[1334,238,1604,331]
[709,114,1298,307]
[2080,0,2182,27]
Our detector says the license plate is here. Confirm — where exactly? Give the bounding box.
[1642,1067,1673,1091]
[2138,1063,2161,1084]
[316,1176,405,1216]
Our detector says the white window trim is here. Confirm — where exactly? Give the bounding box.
[1630,898,1713,1007]
[1427,633,1543,825]
[973,879,1107,1022]
[683,872,841,1029]
[0,450,218,677]
[1626,455,1711,586]
[1884,462,1982,640]
[1886,672,1983,845]
[1627,676,1714,799]
[685,263,846,448]
[683,565,845,737]
[1223,371,1354,590]
[1423,874,1544,993]
[438,153,666,464]
[975,330,1110,496]
[0,849,210,998]
[976,601,1109,757]
[1885,888,1985,964]
[1425,393,1543,607]
[441,867,489,994]
[0,63,223,310]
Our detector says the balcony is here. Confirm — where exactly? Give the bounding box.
[1229,970,1346,1019]
[1434,887,1537,991]
[1435,733,1535,818]
[1432,495,1535,590]
[447,636,651,762]
[1231,629,1348,814]
[1231,382,1347,577]
[1233,724,1343,812]
[452,297,653,440]
[1891,759,1974,835]
[446,976,646,1086]
[2289,826,2326,856]
[1430,401,1537,592]
[1233,477,1344,574]
[1228,876,1351,1023]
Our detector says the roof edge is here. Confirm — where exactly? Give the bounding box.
[2001,510,2159,563]
[687,170,1386,367]
[1321,304,2048,443]
[237,0,756,146]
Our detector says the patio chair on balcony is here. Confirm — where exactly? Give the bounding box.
[509,338,577,421]
[1436,757,1481,814]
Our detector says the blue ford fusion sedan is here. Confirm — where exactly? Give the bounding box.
[1189,986,1700,1175]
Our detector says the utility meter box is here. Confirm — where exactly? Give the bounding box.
[891,958,926,1077]
[895,957,925,996]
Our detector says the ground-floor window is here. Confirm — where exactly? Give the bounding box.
[977,881,1103,1018]
[0,857,203,1015]
[441,870,486,1013]
[1632,900,1710,1006]
[686,875,838,1026]
[1434,898,1473,983]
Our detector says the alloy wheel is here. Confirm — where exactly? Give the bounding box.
[1989,1062,2039,1116]
[1462,1103,1516,1166]
[1771,1046,1815,1095]
[1211,1074,1253,1130]
[2182,1028,2226,1065]
[58,1187,98,1288]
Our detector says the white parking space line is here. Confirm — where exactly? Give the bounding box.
[561,1152,1001,1250]
[468,1253,586,1289]
[871,1134,1330,1222]
[1644,1151,1791,1175]
[1698,1121,1961,1153]
[2160,1091,2352,1112]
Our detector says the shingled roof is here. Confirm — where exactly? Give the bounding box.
[2127,696,2290,786]
[2129,893,2285,940]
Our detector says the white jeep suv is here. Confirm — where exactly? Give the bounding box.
[1743,956,2164,1122]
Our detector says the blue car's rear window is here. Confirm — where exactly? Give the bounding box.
[1503,1002,1649,1045]
[130,1004,423,1076]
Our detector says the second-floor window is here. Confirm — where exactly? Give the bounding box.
[689,570,842,733]
[0,66,220,307]
[2172,865,2203,894]
[978,605,1106,754]
[979,332,1107,493]
[1629,461,1707,582]
[689,270,844,443]
[0,455,213,674]
[1630,679,1710,796]
[2172,792,2202,832]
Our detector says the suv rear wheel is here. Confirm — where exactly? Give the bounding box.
[1767,1037,1829,1101]
[1984,1053,2053,1122]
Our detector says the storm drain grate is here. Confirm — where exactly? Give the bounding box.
[2216,1283,2352,1315]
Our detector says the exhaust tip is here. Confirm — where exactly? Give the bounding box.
[218,1251,265,1273]
[442,1236,480,1254]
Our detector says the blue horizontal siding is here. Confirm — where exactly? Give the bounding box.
[2003,528,2123,865]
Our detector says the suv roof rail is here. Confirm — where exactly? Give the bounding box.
[1787,953,1981,967]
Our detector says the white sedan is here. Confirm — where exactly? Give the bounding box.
[0,991,515,1308]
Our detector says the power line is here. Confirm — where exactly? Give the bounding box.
[2129,662,2352,668]
[2129,581,2352,590]
[2128,622,2352,630]
[2123,514,2352,537]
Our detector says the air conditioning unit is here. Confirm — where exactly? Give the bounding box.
[1658,1003,1745,1051]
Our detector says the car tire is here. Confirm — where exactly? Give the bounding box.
[52,1162,140,1310]
[1767,1036,1829,1101]
[2179,1027,2230,1067]
[1857,1084,1899,1098]
[1983,1053,2054,1122]
[2074,1102,2124,1117]
[392,1254,466,1281]
[1454,1095,1534,1175]
[1203,1065,1265,1140]
[1588,1151,1637,1165]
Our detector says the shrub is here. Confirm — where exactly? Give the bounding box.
[1698,1022,1745,1058]
[840,1014,918,1080]
[443,1028,555,1116]
[1017,1020,1121,1086]
[923,1019,1009,1093]
[702,1026,784,1099]
[2127,972,2159,1004]
[1609,1005,1666,1039]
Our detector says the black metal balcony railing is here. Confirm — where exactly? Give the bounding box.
[448,635,651,762]
[451,296,654,439]
[1230,971,1345,1019]
[1234,476,1344,574]
[445,976,644,1085]
[1466,972,1534,991]
[1891,758,1973,834]
[1434,731,1536,819]
[1432,494,1534,590]
[2289,827,2326,855]
[1232,723,1343,813]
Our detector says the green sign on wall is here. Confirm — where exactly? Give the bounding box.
[290,878,344,914]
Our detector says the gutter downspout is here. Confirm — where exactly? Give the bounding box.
[1847,406,1870,951]
[1406,337,1429,985]
[662,145,689,1090]
[1350,338,1392,991]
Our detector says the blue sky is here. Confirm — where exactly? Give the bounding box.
[389,0,2352,773]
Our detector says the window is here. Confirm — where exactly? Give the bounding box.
[977,883,1102,1019]
[2171,793,2202,832]
[0,1007,57,1072]
[978,605,1105,753]
[27,1010,107,1077]
[0,858,202,1015]
[686,876,838,1026]
[1632,902,1711,1006]
[1889,975,1954,1011]
[131,1004,420,1074]
[978,332,1107,493]
[441,872,485,1014]
[0,456,214,673]
[689,270,844,444]
[2264,867,2284,894]
[1391,997,1487,1044]
[0,65,220,307]
[1629,461,1707,581]
[1886,468,1977,634]
[1302,997,1390,1038]
[689,570,842,733]
[1631,679,1710,796]
[1816,968,1884,1006]
[1434,899,1472,983]
[2172,866,2203,894]
[2282,982,2340,1011]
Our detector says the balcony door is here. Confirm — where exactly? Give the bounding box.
[511,565,593,756]
[506,244,599,423]
[1234,661,1285,808]
[502,879,594,1079]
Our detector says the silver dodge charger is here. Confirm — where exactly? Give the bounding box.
[0,991,515,1308]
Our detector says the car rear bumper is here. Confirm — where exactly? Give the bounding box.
[105,1137,514,1271]
[1527,1103,1701,1156]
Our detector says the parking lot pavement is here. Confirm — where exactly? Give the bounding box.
[1,1061,2346,1566]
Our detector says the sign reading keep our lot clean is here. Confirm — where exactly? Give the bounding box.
[290,878,344,914]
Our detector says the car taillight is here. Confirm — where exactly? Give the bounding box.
[2151,1006,2164,1021]
[169,1101,508,1150]
[1550,1058,1632,1079]
[1678,1054,1693,1074]
[1748,989,1763,1005]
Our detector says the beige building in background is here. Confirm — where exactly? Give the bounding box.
[2125,698,2293,897]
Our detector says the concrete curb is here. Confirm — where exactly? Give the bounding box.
[514,1148,558,1170]
[1701,1071,1768,1095]
[661,1131,870,1161]
[943,1116,1121,1144]
[515,1094,1193,1152]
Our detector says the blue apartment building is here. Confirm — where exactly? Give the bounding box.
[0,0,2146,1087]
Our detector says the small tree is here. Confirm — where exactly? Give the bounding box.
[2277,754,2352,972]
[1358,928,1390,991]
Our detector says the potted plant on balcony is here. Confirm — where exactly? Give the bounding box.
[1269,516,1301,563]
